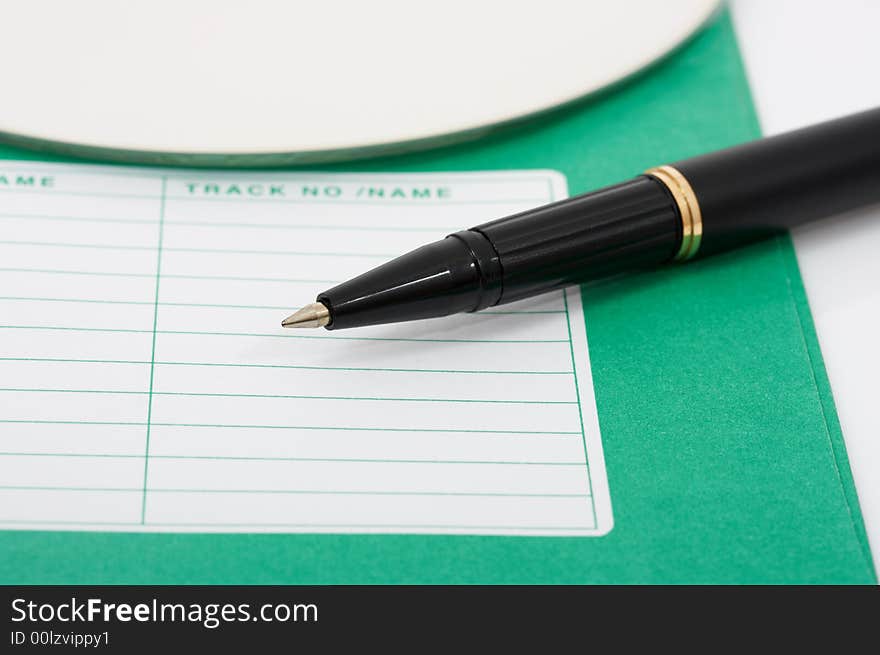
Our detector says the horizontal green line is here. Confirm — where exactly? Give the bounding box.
[0,185,547,206]
[1,240,392,258]
[0,267,342,284]
[165,246,392,257]
[0,296,564,315]
[145,522,596,531]
[0,296,152,306]
[0,419,145,426]
[164,273,341,284]
[0,212,157,225]
[166,220,448,232]
[0,267,155,278]
[0,519,595,531]
[0,452,586,467]
[1,212,450,232]
[155,360,572,374]
[2,240,157,251]
[0,296,290,310]
[0,486,143,493]
[0,356,150,365]
[0,325,148,334]
[170,423,578,435]
[0,325,568,343]
[0,356,573,375]
[0,519,140,526]
[0,387,575,405]
[0,419,579,435]
[477,310,564,315]
[0,387,145,395]
[0,188,161,201]
[0,485,588,499]
[166,195,547,206]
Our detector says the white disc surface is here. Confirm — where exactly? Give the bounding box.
[0,0,718,163]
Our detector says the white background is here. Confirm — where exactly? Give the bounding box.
[731,0,880,569]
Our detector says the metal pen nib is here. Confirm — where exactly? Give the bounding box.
[281,302,330,328]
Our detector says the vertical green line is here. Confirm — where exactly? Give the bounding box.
[562,283,598,525]
[549,177,599,525]
[140,177,166,524]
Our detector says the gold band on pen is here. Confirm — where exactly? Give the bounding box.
[645,165,703,261]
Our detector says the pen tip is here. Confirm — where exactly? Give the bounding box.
[281,302,331,329]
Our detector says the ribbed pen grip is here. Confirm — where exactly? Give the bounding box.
[473,176,681,305]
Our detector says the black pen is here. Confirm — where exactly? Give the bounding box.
[282,108,880,331]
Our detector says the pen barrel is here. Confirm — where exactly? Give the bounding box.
[314,107,880,330]
[473,176,680,305]
[673,106,880,256]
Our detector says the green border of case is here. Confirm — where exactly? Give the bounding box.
[0,9,874,582]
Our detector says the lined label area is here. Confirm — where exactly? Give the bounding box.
[0,163,612,536]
